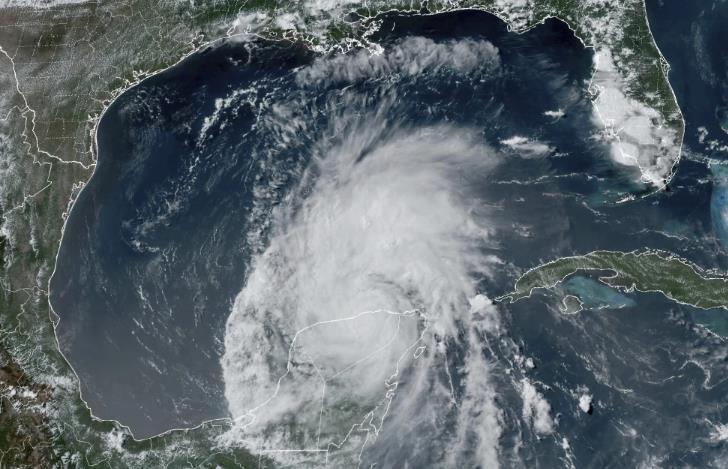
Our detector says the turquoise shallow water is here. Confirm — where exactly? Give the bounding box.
[48,5,728,466]
[563,276,635,310]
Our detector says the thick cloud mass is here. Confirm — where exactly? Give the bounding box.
[221,98,503,462]
[296,36,500,86]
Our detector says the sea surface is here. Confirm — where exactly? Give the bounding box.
[49,6,728,466]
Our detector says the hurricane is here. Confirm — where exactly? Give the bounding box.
[218,36,509,465]
[58,10,720,467]
[208,27,579,466]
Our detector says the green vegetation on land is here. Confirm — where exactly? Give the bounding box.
[503,249,728,314]
[0,0,687,466]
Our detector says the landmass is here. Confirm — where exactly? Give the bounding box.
[0,0,688,465]
[500,249,728,332]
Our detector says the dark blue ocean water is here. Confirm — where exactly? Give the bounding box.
[50,6,728,466]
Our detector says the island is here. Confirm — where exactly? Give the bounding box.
[0,0,690,466]
[500,249,728,331]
